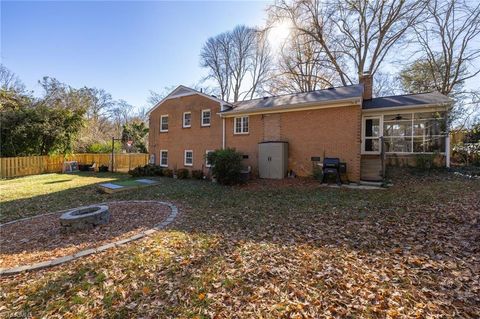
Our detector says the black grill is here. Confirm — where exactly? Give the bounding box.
[323,157,340,169]
[322,157,341,185]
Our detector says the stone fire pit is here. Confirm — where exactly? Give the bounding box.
[60,205,110,232]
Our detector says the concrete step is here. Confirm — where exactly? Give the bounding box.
[359,180,383,187]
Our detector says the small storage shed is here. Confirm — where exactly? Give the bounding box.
[258,141,288,179]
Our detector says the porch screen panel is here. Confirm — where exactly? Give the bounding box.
[383,111,446,153]
[383,113,412,153]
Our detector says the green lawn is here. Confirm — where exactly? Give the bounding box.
[0,172,131,222]
[1,169,479,318]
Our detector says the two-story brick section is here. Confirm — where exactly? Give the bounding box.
[148,74,452,182]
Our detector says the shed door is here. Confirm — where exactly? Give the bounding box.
[268,143,284,179]
[258,143,270,178]
[258,143,286,179]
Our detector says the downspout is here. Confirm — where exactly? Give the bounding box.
[446,133,451,168]
[222,117,226,149]
[445,105,451,168]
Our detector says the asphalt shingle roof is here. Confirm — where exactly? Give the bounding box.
[363,92,451,110]
[225,85,364,114]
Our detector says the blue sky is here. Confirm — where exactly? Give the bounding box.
[1,1,271,108]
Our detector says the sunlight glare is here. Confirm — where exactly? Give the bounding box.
[268,19,293,52]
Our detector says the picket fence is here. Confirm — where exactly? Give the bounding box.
[0,153,149,179]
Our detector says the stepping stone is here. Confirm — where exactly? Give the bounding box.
[99,183,124,189]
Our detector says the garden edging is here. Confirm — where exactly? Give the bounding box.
[0,200,178,276]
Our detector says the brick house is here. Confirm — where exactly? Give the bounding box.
[148,75,451,182]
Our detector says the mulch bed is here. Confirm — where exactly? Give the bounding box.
[0,202,171,269]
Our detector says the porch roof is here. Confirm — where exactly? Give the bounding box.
[362,92,452,110]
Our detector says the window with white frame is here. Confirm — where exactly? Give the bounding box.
[205,150,214,167]
[201,109,211,126]
[160,115,169,132]
[184,150,193,166]
[160,150,168,167]
[183,112,192,128]
[363,117,381,153]
[234,116,249,134]
[383,111,446,153]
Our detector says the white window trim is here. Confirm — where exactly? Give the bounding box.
[361,115,383,155]
[184,150,193,166]
[201,109,211,127]
[205,150,214,167]
[183,112,192,128]
[159,150,168,167]
[234,116,249,135]
[362,111,448,155]
[160,115,169,132]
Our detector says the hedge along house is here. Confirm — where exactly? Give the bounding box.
[148,74,452,182]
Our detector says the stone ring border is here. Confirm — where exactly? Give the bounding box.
[0,200,178,276]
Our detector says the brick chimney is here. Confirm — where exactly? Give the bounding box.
[359,72,373,100]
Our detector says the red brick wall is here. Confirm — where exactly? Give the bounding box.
[149,94,362,181]
[225,105,362,181]
[148,94,223,172]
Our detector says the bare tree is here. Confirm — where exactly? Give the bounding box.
[84,88,113,121]
[374,71,402,97]
[0,64,25,92]
[414,0,480,96]
[200,25,273,102]
[271,30,336,94]
[271,0,426,86]
[200,33,232,101]
[245,29,274,99]
[409,0,480,127]
[110,100,134,136]
[147,85,177,106]
[229,26,257,101]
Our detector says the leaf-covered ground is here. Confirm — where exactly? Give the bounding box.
[1,169,479,318]
[1,201,171,268]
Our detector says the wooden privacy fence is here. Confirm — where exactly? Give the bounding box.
[0,153,149,179]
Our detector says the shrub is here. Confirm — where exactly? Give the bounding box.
[153,166,164,176]
[176,168,190,179]
[415,153,437,171]
[312,165,322,180]
[99,165,109,172]
[452,143,480,166]
[163,169,174,178]
[128,166,143,177]
[128,164,163,177]
[192,170,204,179]
[207,148,243,185]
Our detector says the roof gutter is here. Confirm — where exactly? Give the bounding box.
[218,97,362,118]
[362,102,451,113]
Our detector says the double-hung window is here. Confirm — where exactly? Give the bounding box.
[184,150,193,166]
[183,112,192,128]
[201,109,211,127]
[160,115,169,132]
[160,150,168,167]
[234,116,249,134]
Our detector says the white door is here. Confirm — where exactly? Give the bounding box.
[362,116,382,154]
